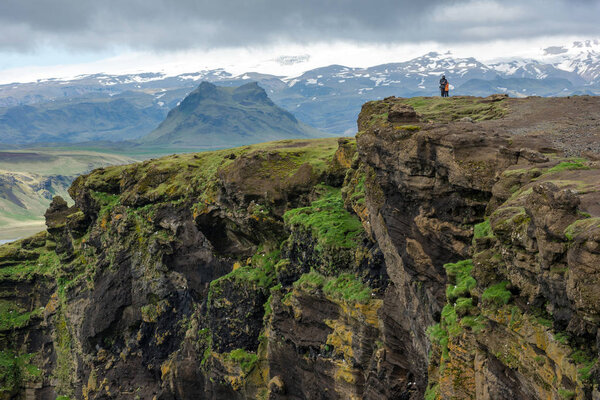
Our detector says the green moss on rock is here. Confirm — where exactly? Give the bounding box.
[0,351,41,396]
[400,96,508,122]
[225,348,258,375]
[545,159,590,174]
[444,260,476,301]
[0,301,43,331]
[77,138,340,207]
[473,220,493,241]
[293,270,374,305]
[558,389,576,399]
[323,273,372,304]
[482,281,511,306]
[564,217,600,240]
[293,270,327,294]
[54,309,75,398]
[284,186,363,252]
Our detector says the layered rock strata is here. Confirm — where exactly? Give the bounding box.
[1,96,600,400]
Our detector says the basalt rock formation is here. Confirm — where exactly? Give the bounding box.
[1,95,600,400]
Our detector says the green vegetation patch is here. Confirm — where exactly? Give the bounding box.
[293,270,373,305]
[428,259,485,361]
[489,206,530,242]
[444,260,476,301]
[263,283,282,320]
[564,217,600,241]
[365,112,389,128]
[545,159,590,174]
[0,240,32,262]
[427,323,449,359]
[208,247,281,311]
[198,327,212,367]
[0,301,43,331]
[323,273,372,304]
[473,220,494,242]
[284,186,364,251]
[570,349,597,382]
[482,281,511,306]
[425,383,439,400]
[225,249,279,289]
[536,316,553,328]
[441,304,460,337]
[394,125,421,132]
[554,332,570,345]
[91,191,120,218]
[454,297,474,316]
[293,270,326,293]
[81,138,340,205]
[0,247,59,281]
[345,172,366,206]
[558,389,576,400]
[401,96,508,123]
[225,348,258,375]
[54,309,75,397]
[0,350,41,395]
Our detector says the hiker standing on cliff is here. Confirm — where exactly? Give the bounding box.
[440,75,449,97]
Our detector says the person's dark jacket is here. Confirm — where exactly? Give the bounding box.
[439,77,448,89]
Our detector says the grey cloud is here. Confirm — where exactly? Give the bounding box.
[0,0,598,52]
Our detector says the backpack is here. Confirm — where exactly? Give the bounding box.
[445,83,449,91]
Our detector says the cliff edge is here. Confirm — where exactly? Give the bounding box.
[1,95,600,400]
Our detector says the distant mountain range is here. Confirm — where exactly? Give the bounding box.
[140,82,322,148]
[1,39,599,144]
[0,82,320,231]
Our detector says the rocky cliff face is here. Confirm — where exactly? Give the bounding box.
[1,96,600,400]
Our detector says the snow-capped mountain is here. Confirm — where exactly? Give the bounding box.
[489,59,586,85]
[1,40,599,143]
[487,40,600,86]
[284,52,498,96]
[550,40,600,85]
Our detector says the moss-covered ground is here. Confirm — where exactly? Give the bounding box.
[399,96,508,123]
[0,247,59,281]
[0,350,41,395]
[545,159,590,174]
[428,260,486,360]
[565,217,600,240]
[283,186,363,252]
[481,281,511,306]
[208,247,281,302]
[0,301,44,331]
[80,138,340,206]
[225,349,259,375]
[293,270,373,305]
[472,219,493,242]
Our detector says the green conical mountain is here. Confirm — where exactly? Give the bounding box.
[139,81,323,148]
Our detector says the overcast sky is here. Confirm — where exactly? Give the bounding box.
[1,0,599,82]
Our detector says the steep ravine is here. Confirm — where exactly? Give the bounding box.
[1,96,600,400]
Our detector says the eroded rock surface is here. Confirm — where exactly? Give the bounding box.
[2,96,600,400]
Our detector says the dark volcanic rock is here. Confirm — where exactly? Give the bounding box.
[4,97,600,399]
[387,103,421,123]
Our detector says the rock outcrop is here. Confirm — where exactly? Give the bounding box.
[1,96,600,400]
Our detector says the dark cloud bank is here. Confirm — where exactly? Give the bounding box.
[0,0,599,52]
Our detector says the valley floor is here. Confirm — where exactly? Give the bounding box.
[0,221,46,241]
